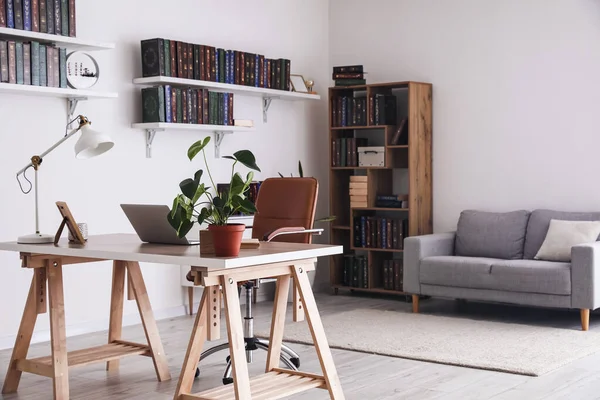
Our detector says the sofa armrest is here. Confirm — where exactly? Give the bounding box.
[571,242,600,310]
[404,232,456,295]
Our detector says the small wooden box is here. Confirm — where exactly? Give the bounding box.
[358,146,385,167]
[199,230,215,255]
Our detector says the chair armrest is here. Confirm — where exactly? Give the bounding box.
[403,232,456,295]
[264,227,323,242]
[571,242,600,310]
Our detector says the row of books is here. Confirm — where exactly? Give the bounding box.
[141,38,292,91]
[331,137,367,167]
[375,194,409,209]
[383,260,403,291]
[353,216,408,249]
[142,85,234,126]
[0,0,76,36]
[217,182,261,216]
[331,97,367,127]
[341,255,368,289]
[0,40,66,87]
[333,65,366,86]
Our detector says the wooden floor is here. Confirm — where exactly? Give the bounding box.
[2,292,600,399]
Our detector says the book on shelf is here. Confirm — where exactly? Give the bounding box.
[331,96,367,127]
[53,0,60,35]
[22,42,29,84]
[375,194,409,209]
[333,65,363,74]
[350,176,368,182]
[14,0,22,29]
[335,79,366,87]
[390,118,408,145]
[342,255,367,289]
[383,260,403,291]
[353,216,408,250]
[331,137,367,167]
[23,0,30,31]
[373,94,397,125]
[0,41,8,83]
[15,41,22,84]
[332,72,364,80]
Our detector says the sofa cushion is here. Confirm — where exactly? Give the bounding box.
[420,256,571,295]
[535,220,600,262]
[455,210,530,259]
[523,210,600,259]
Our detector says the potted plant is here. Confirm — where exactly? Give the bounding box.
[167,136,261,257]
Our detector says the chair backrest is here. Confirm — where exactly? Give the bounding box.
[251,177,318,244]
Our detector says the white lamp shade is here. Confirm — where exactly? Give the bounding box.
[74,124,114,159]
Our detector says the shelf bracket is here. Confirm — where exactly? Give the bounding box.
[214,131,232,158]
[263,97,274,123]
[145,129,164,158]
[67,97,88,128]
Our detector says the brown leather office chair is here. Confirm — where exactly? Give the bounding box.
[195,177,320,384]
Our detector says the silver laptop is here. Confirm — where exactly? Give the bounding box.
[121,204,199,245]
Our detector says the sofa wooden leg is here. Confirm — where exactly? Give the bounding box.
[412,295,419,313]
[581,309,590,331]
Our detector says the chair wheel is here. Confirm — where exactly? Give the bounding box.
[195,367,200,378]
[223,377,233,385]
[290,357,300,368]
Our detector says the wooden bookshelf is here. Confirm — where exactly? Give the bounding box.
[329,81,432,295]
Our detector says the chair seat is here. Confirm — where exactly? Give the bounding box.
[420,256,571,295]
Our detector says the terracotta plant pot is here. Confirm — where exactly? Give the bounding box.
[208,224,245,257]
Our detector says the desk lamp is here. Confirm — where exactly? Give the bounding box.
[16,115,114,244]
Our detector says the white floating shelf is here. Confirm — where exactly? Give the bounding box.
[0,82,118,99]
[0,27,114,51]
[133,76,321,101]
[130,122,255,158]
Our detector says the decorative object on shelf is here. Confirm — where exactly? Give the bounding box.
[333,65,366,86]
[66,51,98,89]
[390,117,408,145]
[331,137,367,167]
[290,74,309,93]
[2,0,76,36]
[54,201,85,245]
[167,136,261,257]
[140,38,291,91]
[234,119,254,127]
[67,221,88,242]
[358,146,385,167]
[305,79,316,94]
[15,114,113,244]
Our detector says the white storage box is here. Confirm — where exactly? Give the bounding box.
[358,146,385,167]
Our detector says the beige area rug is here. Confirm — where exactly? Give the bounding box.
[255,309,600,376]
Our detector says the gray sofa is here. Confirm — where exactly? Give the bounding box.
[404,209,600,330]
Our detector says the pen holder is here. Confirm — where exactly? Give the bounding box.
[68,222,89,242]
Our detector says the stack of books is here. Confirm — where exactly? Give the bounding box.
[331,137,367,167]
[331,96,367,127]
[375,194,408,209]
[0,39,67,87]
[349,176,368,208]
[142,85,234,126]
[333,65,366,86]
[1,0,76,36]
[141,38,291,91]
[383,260,403,291]
[353,216,408,250]
[342,254,368,289]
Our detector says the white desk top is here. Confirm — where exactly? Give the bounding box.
[0,234,343,269]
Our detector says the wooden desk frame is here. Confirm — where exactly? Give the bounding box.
[174,258,345,400]
[1,253,171,399]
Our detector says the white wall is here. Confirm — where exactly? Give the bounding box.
[329,0,600,232]
[0,0,330,348]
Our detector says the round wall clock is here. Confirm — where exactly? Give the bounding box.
[66,52,100,89]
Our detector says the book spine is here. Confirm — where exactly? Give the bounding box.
[193,45,200,80]
[342,256,350,286]
[352,98,357,126]
[224,50,230,84]
[254,53,259,87]
[244,52,250,86]
[210,47,215,82]
[39,44,46,86]
[219,48,225,83]
[23,0,30,30]
[190,88,197,124]
[213,48,219,82]
[176,41,183,78]
[352,258,359,287]
[383,261,389,290]
[204,46,211,81]
[53,0,60,35]
[196,90,202,124]
[181,42,188,79]
[334,79,366,86]
[360,216,366,247]
[333,65,363,73]
[239,51,245,85]
[164,85,172,123]
[223,93,228,125]
[261,55,266,88]
[0,41,7,83]
[169,41,176,78]
[181,89,188,123]
[176,88,182,122]
[0,0,7,27]
[362,257,368,288]
[141,39,164,78]
[45,0,52,33]
[392,220,398,249]
[171,86,177,123]
[353,217,361,247]
[284,59,290,91]
[6,0,14,28]
[15,42,22,84]
[376,218,382,249]
[22,42,30,84]
[381,218,387,249]
[45,46,53,86]
[187,43,193,79]
[7,41,15,83]
[218,92,224,125]
[332,72,364,79]
[67,0,74,36]
[341,97,347,127]
[199,45,205,81]
[202,89,208,124]
[60,0,67,36]
[163,39,170,77]
[32,0,38,31]
[267,59,272,89]
[233,50,239,84]
[39,0,45,31]
[52,45,58,87]
[370,217,376,248]
[14,0,22,29]
[228,92,233,126]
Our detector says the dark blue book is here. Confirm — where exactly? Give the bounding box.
[39,44,46,86]
[381,218,387,249]
[14,0,22,29]
[223,93,229,125]
[23,0,31,30]
[341,97,347,127]
[164,85,172,123]
[360,216,366,247]
[263,58,268,88]
[6,0,14,28]
[230,51,235,84]
[225,51,230,84]
[254,54,259,87]
[45,0,53,33]
[15,42,23,84]
[214,48,219,82]
[59,47,66,87]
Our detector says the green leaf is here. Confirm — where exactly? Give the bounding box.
[213,196,225,210]
[187,136,211,161]
[246,171,254,185]
[238,198,257,214]
[298,161,304,178]
[232,150,261,172]
[230,173,245,197]
[177,219,194,238]
[197,208,210,225]
[167,205,182,230]
[180,178,199,200]
[192,183,207,204]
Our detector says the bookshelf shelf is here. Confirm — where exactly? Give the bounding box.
[0,83,118,99]
[130,122,255,158]
[0,27,115,51]
[329,81,432,297]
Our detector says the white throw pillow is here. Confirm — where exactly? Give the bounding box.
[535,220,600,262]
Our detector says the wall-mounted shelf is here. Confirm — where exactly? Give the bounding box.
[0,27,115,51]
[0,83,117,99]
[133,76,321,123]
[131,123,255,158]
